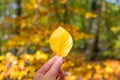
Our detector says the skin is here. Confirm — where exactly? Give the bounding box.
[34,56,65,80]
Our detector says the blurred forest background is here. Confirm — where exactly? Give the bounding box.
[0,0,120,80]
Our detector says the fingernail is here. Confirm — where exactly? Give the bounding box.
[57,57,63,64]
[54,55,59,59]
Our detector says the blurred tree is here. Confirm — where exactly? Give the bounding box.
[0,0,120,60]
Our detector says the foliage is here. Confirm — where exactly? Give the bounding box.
[0,52,120,80]
[1,23,93,53]
[1,0,120,79]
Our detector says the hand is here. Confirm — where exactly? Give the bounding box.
[34,56,65,80]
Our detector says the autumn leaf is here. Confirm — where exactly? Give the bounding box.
[85,12,97,19]
[49,26,73,57]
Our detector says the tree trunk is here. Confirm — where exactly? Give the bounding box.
[85,0,105,60]
[16,0,21,16]
[15,0,21,34]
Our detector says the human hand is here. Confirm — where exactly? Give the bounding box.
[34,56,65,80]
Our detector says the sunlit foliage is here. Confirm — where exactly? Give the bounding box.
[0,0,120,80]
[0,52,120,80]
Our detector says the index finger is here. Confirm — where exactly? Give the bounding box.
[38,55,58,75]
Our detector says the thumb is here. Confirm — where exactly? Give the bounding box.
[46,57,63,76]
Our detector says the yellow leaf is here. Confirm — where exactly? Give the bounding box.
[0,56,5,61]
[59,0,67,4]
[86,64,92,69]
[0,74,3,80]
[35,50,48,60]
[49,26,73,57]
[105,66,113,73]
[85,12,97,19]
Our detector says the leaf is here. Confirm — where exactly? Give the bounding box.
[49,26,73,57]
[85,12,97,19]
